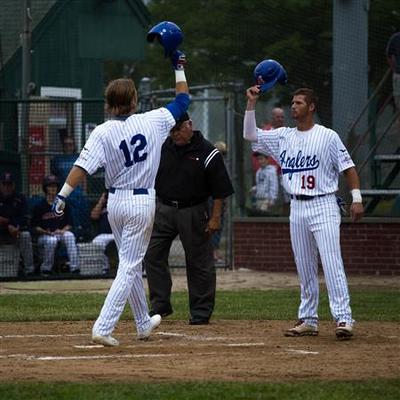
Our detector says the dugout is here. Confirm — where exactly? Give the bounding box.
[0,0,150,171]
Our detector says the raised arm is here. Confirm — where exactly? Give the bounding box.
[243,85,261,141]
[165,50,190,121]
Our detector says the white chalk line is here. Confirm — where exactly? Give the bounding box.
[224,342,264,347]
[0,334,88,339]
[0,331,230,342]
[0,352,217,361]
[286,349,319,355]
[1,331,265,354]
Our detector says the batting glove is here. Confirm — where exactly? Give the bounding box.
[170,50,186,70]
[52,194,66,217]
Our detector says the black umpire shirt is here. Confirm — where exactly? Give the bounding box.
[155,131,234,202]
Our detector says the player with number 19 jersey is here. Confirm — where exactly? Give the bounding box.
[251,124,355,196]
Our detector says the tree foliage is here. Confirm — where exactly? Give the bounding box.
[131,0,400,118]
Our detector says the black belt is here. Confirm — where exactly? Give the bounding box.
[109,187,148,195]
[291,194,326,201]
[159,197,207,209]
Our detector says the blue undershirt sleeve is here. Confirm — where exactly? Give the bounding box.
[165,93,190,121]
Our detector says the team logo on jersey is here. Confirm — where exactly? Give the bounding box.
[279,150,320,179]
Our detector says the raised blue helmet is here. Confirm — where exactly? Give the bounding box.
[254,59,288,92]
[147,21,183,57]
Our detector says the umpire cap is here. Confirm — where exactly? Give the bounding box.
[147,21,183,57]
[176,112,190,124]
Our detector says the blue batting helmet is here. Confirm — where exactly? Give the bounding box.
[147,21,183,57]
[253,59,288,92]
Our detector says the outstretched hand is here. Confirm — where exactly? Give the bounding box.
[171,50,186,70]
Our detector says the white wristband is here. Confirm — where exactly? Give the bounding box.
[59,183,74,198]
[351,189,362,203]
[175,70,186,83]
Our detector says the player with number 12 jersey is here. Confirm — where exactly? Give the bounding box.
[76,108,175,190]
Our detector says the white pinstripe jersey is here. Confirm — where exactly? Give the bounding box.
[251,124,354,196]
[74,108,175,189]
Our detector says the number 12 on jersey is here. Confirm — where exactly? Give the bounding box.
[119,134,147,167]
[301,175,315,189]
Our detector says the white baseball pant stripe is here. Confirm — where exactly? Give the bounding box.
[289,194,353,326]
[92,189,156,336]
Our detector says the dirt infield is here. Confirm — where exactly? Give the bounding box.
[0,270,399,383]
[0,320,399,383]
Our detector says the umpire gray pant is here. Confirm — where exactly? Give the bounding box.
[144,199,216,320]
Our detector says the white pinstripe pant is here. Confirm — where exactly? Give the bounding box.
[92,189,156,337]
[289,194,353,326]
[37,231,79,272]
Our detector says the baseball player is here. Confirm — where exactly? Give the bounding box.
[243,86,364,340]
[52,50,190,346]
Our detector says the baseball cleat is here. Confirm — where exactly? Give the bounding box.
[284,320,319,337]
[137,314,162,340]
[335,322,353,340]
[92,334,119,347]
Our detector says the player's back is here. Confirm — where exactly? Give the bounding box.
[87,108,175,190]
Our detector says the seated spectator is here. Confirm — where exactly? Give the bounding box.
[0,172,35,275]
[90,191,114,274]
[251,152,279,212]
[51,135,90,240]
[32,174,79,275]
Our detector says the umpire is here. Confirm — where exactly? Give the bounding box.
[144,113,234,325]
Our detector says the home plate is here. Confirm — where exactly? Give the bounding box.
[74,345,104,349]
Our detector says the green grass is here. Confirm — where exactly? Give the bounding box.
[0,380,399,400]
[0,289,399,322]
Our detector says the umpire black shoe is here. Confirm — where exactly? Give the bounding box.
[189,317,209,325]
[149,307,173,318]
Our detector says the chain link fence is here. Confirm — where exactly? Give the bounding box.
[0,85,236,280]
